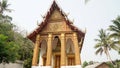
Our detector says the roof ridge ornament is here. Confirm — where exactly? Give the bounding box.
[53,0,56,3]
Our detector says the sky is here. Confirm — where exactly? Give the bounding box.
[8,0,120,63]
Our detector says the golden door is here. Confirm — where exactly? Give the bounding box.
[55,55,61,68]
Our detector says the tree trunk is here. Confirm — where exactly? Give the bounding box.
[106,50,115,65]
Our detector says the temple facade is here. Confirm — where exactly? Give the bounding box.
[27,1,85,68]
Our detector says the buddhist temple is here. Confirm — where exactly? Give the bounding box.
[27,1,85,68]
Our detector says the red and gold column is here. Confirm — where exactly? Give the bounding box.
[73,32,81,65]
[32,34,40,66]
[46,33,52,66]
[61,33,66,66]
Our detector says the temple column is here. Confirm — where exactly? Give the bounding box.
[32,34,40,66]
[73,32,81,65]
[61,33,66,68]
[46,34,52,67]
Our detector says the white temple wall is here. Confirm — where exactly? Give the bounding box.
[0,61,23,68]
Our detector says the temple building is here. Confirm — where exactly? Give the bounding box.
[27,1,85,68]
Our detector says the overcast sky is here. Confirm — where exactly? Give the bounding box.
[8,0,120,63]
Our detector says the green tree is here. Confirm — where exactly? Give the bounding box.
[0,1,33,68]
[106,62,115,68]
[88,61,94,65]
[12,30,33,68]
[0,0,19,63]
[23,50,33,68]
[94,29,118,64]
[0,16,33,67]
[16,36,33,68]
[114,59,120,68]
[0,13,19,63]
[0,34,19,63]
[82,61,88,68]
[109,16,120,54]
[21,38,33,68]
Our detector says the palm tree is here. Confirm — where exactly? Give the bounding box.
[109,16,120,39]
[109,16,120,54]
[94,29,118,64]
[0,0,12,23]
[0,0,12,14]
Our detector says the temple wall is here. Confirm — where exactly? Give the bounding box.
[0,62,23,68]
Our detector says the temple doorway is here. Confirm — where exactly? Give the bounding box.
[52,36,61,68]
[54,55,61,68]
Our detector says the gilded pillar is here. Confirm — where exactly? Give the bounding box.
[32,34,40,66]
[61,33,66,66]
[46,34,52,66]
[73,32,81,65]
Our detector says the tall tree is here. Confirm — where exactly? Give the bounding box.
[109,16,120,54]
[109,16,120,40]
[0,0,19,63]
[0,0,11,14]
[0,0,12,23]
[94,29,118,64]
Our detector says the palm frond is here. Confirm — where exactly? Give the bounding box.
[94,43,102,48]
[95,47,103,55]
[110,44,119,51]
[1,0,7,8]
[116,16,120,21]
[112,19,120,30]
[109,33,120,38]
[0,0,12,13]
[100,49,103,55]
[94,39,101,42]
[109,25,120,32]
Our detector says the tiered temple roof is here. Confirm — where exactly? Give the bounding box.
[27,1,85,45]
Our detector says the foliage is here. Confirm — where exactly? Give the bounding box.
[82,60,120,68]
[106,62,114,68]
[23,51,33,68]
[88,61,94,65]
[108,16,120,54]
[95,29,110,55]
[94,16,120,66]
[0,34,19,63]
[18,38,33,61]
[0,0,12,14]
[94,29,119,64]
[82,61,88,68]
[114,59,120,68]
[0,17,33,67]
[0,4,19,62]
[109,16,120,39]
[16,35,33,68]
[0,1,33,68]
